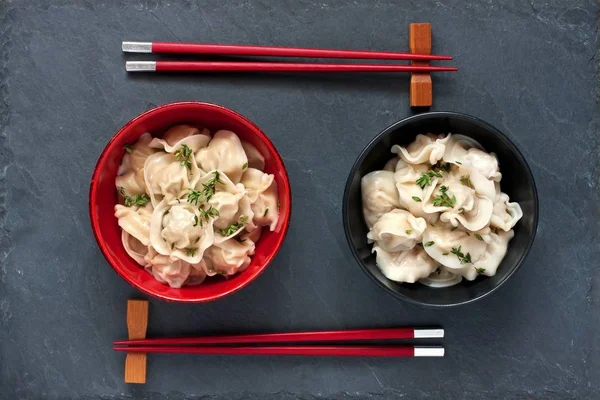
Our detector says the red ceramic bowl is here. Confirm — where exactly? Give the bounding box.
[89,102,291,302]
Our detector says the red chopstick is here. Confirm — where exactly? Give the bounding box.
[114,328,443,346]
[113,345,444,357]
[126,61,457,73]
[122,41,452,61]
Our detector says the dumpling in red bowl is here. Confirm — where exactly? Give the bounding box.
[89,102,291,302]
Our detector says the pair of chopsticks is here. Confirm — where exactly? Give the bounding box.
[114,327,445,357]
[123,41,457,74]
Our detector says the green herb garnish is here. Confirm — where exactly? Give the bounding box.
[124,193,150,207]
[406,229,413,235]
[117,186,126,196]
[424,241,435,247]
[217,216,248,237]
[458,207,465,213]
[187,189,203,205]
[174,144,193,170]
[412,196,422,202]
[196,205,220,227]
[442,252,449,256]
[432,185,456,208]
[455,161,462,165]
[475,267,486,275]
[124,144,133,154]
[201,171,225,201]
[185,248,197,257]
[460,175,473,188]
[433,162,452,172]
[217,222,244,237]
[475,234,484,241]
[416,170,443,189]
[451,246,472,264]
[242,162,248,169]
[263,208,269,217]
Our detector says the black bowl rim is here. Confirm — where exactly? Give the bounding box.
[342,111,539,308]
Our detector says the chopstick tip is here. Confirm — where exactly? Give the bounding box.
[126,61,157,72]
[414,328,444,339]
[122,41,153,53]
[414,347,445,357]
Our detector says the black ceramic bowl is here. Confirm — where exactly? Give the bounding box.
[343,112,538,307]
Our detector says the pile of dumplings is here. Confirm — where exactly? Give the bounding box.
[114,125,279,288]
[362,133,523,288]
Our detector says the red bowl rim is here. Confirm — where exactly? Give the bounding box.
[89,101,292,303]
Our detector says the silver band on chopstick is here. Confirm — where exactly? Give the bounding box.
[126,61,156,72]
[122,41,152,53]
[414,346,445,357]
[414,328,444,339]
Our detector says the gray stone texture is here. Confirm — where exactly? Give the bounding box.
[0,0,598,399]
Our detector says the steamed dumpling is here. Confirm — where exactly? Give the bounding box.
[241,168,275,203]
[412,165,495,232]
[117,132,157,192]
[204,239,255,276]
[421,223,487,272]
[419,267,463,288]
[197,130,248,183]
[144,151,202,206]
[442,134,483,164]
[122,231,149,265]
[193,170,246,232]
[241,141,266,171]
[367,209,427,252]
[421,223,514,281]
[393,163,433,218]
[114,203,153,246]
[149,199,215,264]
[361,171,401,228]
[490,192,523,231]
[186,263,208,286]
[251,179,279,231]
[144,247,192,288]
[149,124,211,154]
[114,127,279,288]
[361,132,522,288]
[391,134,451,165]
[470,230,514,276]
[116,170,146,196]
[462,149,501,182]
[372,246,438,283]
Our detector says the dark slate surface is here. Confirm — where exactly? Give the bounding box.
[1,1,598,399]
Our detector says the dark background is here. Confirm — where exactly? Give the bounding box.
[1,1,598,399]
